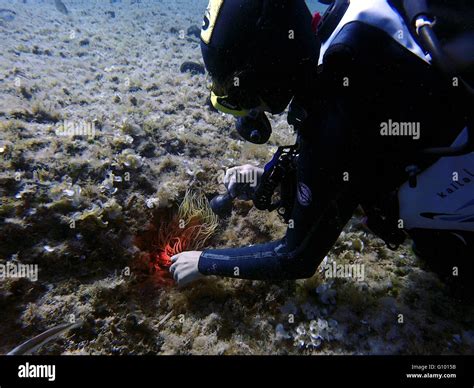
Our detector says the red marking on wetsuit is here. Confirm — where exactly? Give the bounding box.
[311,12,322,33]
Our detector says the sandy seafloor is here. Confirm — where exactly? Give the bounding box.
[0,0,473,355]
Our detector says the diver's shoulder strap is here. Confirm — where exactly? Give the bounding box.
[318,0,430,65]
[317,0,349,42]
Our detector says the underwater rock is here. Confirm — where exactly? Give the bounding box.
[378,296,398,314]
[0,9,16,22]
[180,61,205,75]
[128,86,142,93]
[49,182,82,208]
[280,300,298,316]
[138,142,155,158]
[301,302,321,320]
[103,199,123,220]
[19,86,32,100]
[54,0,69,15]
[162,138,185,155]
[316,282,337,305]
[32,46,42,55]
[292,318,340,350]
[73,205,109,229]
[146,84,159,92]
[187,25,201,38]
[114,149,143,169]
[275,324,291,341]
[100,174,118,195]
[145,198,159,209]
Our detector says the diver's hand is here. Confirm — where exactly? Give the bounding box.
[224,164,264,200]
[169,251,204,287]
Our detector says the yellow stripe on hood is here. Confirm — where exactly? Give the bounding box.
[201,0,225,45]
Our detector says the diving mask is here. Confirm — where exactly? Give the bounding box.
[210,90,272,144]
[210,90,262,117]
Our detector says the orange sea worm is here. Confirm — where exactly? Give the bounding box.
[135,190,219,281]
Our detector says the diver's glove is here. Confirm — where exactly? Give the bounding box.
[169,251,205,287]
[224,164,264,201]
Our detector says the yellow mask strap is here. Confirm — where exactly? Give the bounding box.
[210,91,250,117]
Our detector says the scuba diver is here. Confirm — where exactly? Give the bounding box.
[170,0,474,298]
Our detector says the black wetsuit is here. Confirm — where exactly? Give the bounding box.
[199,16,470,280]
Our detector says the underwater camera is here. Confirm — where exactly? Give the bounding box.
[210,144,298,223]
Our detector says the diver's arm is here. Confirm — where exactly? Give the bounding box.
[199,97,359,281]
[198,187,358,280]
